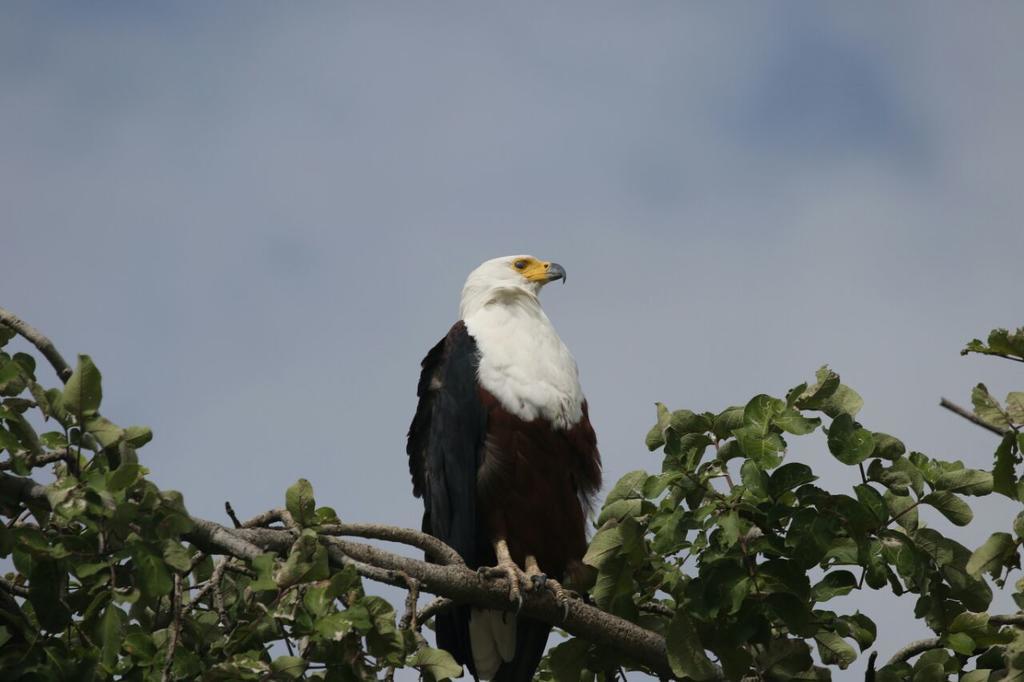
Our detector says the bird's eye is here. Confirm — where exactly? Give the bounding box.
[514,260,527,270]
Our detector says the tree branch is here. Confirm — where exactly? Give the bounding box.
[885,612,1024,666]
[884,637,943,667]
[0,307,73,382]
[0,471,676,678]
[939,397,1009,437]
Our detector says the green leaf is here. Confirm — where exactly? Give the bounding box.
[960,670,991,682]
[733,394,787,468]
[666,612,718,680]
[0,427,21,454]
[774,407,821,435]
[596,498,646,525]
[84,415,124,448]
[933,468,992,496]
[162,540,192,573]
[872,432,906,460]
[855,484,887,526]
[796,367,840,409]
[814,630,857,669]
[946,632,975,655]
[583,524,623,570]
[669,409,712,435]
[733,426,785,468]
[741,460,769,500]
[269,656,307,679]
[132,545,172,599]
[410,647,464,681]
[995,433,1020,498]
[836,613,877,652]
[605,470,647,505]
[285,478,316,527]
[1007,392,1024,424]
[811,570,858,602]
[645,403,671,450]
[884,491,918,532]
[972,383,1009,429]
[99,604,123,670]
[712,405,745,440]
[949,611,990,639]
[63,354,103,417]
[966,532,1017,577]
[769,463,817,497]
[547,638,590,682]
[963,328,1024,361]
[922,491,973,526]
[123,425,153,448]
[315,611,357,641]
[107,464,142,492]
[798,367,863,417]
[827,413,875,465]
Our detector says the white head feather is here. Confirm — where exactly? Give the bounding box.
[459,255,583,428]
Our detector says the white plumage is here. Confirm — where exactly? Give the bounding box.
[460,256,584,429]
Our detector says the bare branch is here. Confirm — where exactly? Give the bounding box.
[940,397,1009,437]
[0,449,74,472]
[414,597,453,628]
[886,613,1024,666]
[162,574,184,682]
[0,307,73,382]
[224,501,242,529]
[319,522,464,566]
[242,508,284,528]
[884,637,942,667]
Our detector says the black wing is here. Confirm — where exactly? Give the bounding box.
[406,321,488,674]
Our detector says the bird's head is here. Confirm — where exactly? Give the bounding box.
[459,255,566,318]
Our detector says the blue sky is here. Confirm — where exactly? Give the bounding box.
[3,3,1023,677]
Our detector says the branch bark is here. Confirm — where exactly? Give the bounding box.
[884,613,1024,666]
[0,307,73,382]
[940,397,1009,437]
[0,470,674,678]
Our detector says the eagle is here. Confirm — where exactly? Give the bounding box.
[407,255,603,681]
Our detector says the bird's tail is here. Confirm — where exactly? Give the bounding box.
[490,616,551,682]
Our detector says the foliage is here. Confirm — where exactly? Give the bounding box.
[540,349,1024,680]
[0,341,455,681]
[1,317,1023,681]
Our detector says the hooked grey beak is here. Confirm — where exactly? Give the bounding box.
[545,262,566,284]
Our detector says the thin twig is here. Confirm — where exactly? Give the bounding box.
[884,637,942,666]
[319,522,464,566]
[939,398,1009,436]
[162,574,183,682]
[885,613,1024,666]
[399,573,422,631]
[211,561,230,626]
[224,501,242,529]
[0,576,29,597]
[638,602,674,617]
[0,449,74,472]
[415,597,453,628]
[0,307,73,382]
[242,508,284,528]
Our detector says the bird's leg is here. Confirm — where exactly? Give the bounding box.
[524,555,570,620]
[477,539,528,609]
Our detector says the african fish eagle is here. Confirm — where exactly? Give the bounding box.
[407,255,602,681]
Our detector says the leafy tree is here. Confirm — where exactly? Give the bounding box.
[0,306,1022,681]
